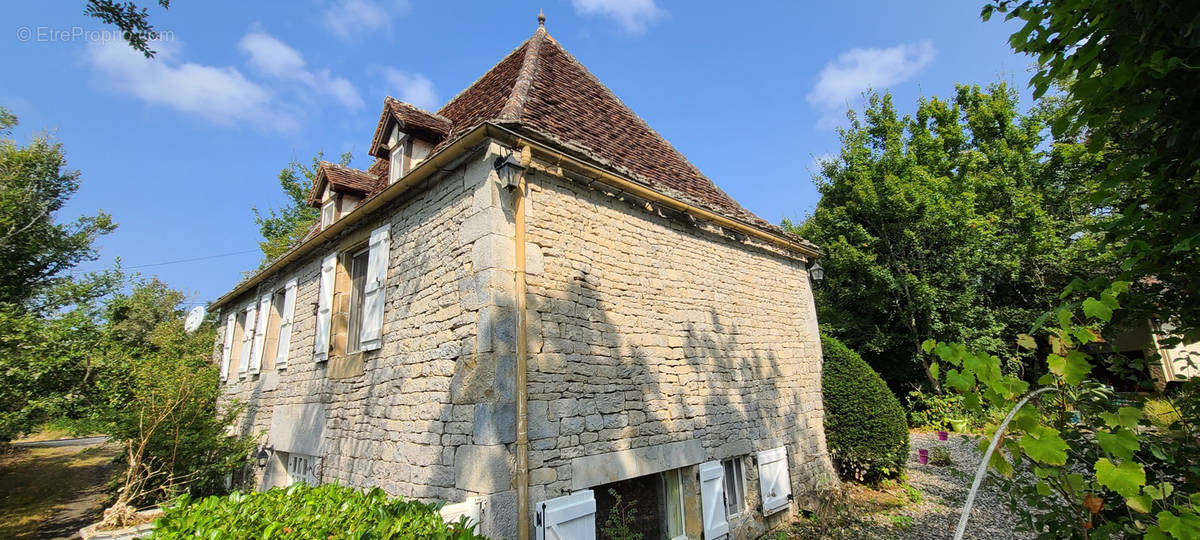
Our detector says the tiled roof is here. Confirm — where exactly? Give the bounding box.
[428,26,792,236]
[307,161,379,207]
[369,98,452,158]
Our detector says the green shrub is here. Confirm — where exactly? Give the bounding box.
[822,332,910,482]
[151,483,487,539]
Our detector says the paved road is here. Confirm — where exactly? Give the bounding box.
[12,436,110,448]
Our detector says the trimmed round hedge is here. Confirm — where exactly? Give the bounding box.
[821,332,909,482]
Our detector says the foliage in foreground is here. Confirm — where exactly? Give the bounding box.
[984,0,1200,342]
[822,333,909,482]
[924,282,1200,538]
[151,483,487,540]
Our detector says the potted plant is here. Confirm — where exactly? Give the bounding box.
[948,418,968,433]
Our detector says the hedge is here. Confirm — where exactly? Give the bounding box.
[150,483,488,539]
[821,332,910,482]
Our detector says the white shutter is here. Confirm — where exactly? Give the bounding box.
[220,311,236,381]
[536,490,595,540]
[699,460,730,539]
[275,278,297,370]
[757,446,792,516]
[250,293,271,374]
[314,253,336,362]
[238,302,256,376]
[440,497,483,528]
[359,224,390,351]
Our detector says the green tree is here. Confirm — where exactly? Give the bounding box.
[790,84,1108,389]
[252,151,351,266]
[984,0,1200,340]
[0,108,116,310]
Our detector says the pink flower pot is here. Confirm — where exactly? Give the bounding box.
[938,431,948,441]
[918,449,929,465]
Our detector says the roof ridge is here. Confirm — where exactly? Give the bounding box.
[498,27,547,122]
[384,96,453,124]
[436,37,533,119]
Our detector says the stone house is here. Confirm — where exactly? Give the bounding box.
[211,16,833,540]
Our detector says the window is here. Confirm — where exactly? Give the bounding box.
[261,288,286,370]
[662,469,685,540]
[321,198,336,229]
[722,457,746,517]
[346,248,369,353]
[226,310,247,381]
[389,137,408,184]
[287,453,317,485]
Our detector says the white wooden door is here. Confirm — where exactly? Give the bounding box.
[536,490,596,540]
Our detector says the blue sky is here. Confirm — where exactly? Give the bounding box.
[2,1,1031,304]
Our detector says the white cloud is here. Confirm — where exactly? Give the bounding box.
[807,40,936,128]
[324,0,407,40]
[379,68,438,111]
[571,0,664,34]
[86,40,292,130]
[238,32,363,110]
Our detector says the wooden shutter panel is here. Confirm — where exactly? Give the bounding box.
[536,490,596,540]
[238,302,256,376]
[359,224,390,351]
[220,311,236,381]
[314,253,336,361]
[700,460,730,539]
[275,278,297,369]
[757,446,792,515]
[250,293,271,374]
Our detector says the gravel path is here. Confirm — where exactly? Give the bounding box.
[878,430,1033,540]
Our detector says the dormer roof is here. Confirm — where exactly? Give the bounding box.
[307,161,379,208]
[368,98,452,158]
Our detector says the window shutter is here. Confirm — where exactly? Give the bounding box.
[239,302,257,376]
[314,253,336,361]
[359,224,390,351]
[757,446,792,515]
[700,460,730,539]
[250,293,271,374]
[220,311,236,381]
[275,278,298,369]
[536,490,596,540]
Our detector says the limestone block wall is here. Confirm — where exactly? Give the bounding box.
[519,168,834,537]
[215,144,524,538]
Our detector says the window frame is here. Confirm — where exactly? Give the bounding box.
[389,135,409,184]
[321,198,336,229]
[286,452,318,486]
[661,469,686,540]
[261,287,286,370]
[722,457,747,518]
[345,247,370,354]
[227,309,248,381]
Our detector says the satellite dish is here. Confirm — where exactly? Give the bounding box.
[184,305,207,333]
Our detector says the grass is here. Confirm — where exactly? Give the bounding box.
[0,439,119,539]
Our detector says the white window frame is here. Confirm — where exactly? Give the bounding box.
[662,469,686,540]
[287,453,318,486]
[320,198,336,229]
[389,134,408,184]
[346,247,370,354]
[722,457,747,518]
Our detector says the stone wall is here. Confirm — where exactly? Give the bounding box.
[215,138,832,539]
[519,167,834,538]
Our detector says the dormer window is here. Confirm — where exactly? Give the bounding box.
[389,130,409,185]
[321,198,336,229]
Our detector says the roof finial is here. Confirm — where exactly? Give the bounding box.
[537,9,546,27]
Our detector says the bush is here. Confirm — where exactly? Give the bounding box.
[151,483,487,539]
[822,332,910,482]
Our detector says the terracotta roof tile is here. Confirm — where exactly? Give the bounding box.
[307,161,378,207]
[427,28,800,240]
[369,98,452,158]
